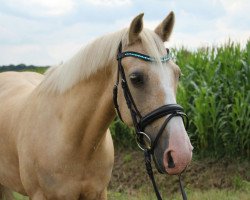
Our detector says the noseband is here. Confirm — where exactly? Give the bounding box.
[113,42,188,200]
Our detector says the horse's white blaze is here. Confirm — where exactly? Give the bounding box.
[156,60,193,173]
[159,62,177,104]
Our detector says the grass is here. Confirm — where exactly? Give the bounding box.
[108,179,250,200]
[13,193,28,200]
[13,188,250,200]
[108,188,250,200]
[12,178,250,200]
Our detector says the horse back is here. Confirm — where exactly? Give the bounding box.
[0,71,43,93]
[0,71,44,142]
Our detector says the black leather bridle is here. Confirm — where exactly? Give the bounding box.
[113,42,189,200]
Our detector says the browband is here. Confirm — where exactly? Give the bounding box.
[117,50,171,63]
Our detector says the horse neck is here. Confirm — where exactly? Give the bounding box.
[53,65,116,152]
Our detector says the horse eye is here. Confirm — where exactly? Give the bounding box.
[129,72,144,86]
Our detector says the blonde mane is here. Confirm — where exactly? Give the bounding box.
[38,28,165,94]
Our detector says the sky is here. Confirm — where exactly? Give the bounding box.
[0,0,249,66]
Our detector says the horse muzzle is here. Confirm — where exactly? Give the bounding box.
[163,142,193,175]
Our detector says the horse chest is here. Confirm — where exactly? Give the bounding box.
[25,138,113,199]
[32,157,112,200]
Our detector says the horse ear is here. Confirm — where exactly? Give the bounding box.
[155,11,175,42]
[128,13,144,44]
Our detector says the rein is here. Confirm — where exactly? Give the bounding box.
[113,42,188,200]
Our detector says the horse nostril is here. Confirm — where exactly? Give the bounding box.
[167,151,175,168]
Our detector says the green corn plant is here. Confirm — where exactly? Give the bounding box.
[176,40,250,158]
[108,40,250,158]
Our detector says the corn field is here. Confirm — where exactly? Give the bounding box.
[111,40,250,159]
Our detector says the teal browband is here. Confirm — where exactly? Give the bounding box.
[117,50,172,63]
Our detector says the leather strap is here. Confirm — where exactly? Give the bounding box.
[139,104,185,130]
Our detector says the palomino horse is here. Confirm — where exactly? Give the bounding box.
[0,12,193,199]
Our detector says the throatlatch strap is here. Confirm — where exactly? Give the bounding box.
[115,42,142,122]
[113,51,123,122]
